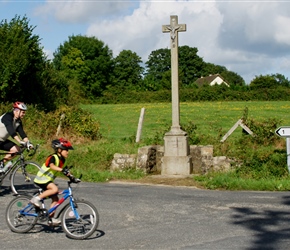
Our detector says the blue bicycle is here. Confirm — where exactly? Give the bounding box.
[5,175,99,240]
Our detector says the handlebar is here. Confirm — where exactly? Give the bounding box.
[0,144,39,157]
[19,143,39,157]
[68,174,82,185]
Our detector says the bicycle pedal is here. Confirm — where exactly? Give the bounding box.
[25,177,31,182]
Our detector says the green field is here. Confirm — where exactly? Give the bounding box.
[81,101,290,140]
[45,101,290,190]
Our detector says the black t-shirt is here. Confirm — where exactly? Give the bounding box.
[45,154,66,169]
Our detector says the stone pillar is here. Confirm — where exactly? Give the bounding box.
[161,15,192,175]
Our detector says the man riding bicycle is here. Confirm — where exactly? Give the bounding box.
[0,102,33,172]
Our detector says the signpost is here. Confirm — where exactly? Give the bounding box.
[276,127,290,173]
[275,127,290,137]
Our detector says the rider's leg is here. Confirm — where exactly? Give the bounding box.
[31,182,58,207]
[0,140,19,163]
[38,182,58,200]
[3,145,19,162]
[49,195,59,218]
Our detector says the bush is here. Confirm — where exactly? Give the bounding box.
[20,104,102,143]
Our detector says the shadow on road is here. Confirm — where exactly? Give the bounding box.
[0,184,38,196]
[230,195,290,250]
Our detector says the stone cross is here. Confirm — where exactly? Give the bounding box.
[161,15,192,176]
[162,15,186,135]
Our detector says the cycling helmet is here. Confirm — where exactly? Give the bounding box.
[51,138,74,151]
[13,101,27,111]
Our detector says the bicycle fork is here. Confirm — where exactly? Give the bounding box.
[21,166,31,182]
[69,198,81,220]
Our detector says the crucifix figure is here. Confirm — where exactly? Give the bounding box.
[162,15,186,135]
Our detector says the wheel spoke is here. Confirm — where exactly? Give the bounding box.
[11,161,41,195]
[6,195,38,233]
[61,200,99,239]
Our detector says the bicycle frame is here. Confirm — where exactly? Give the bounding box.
[0,156,24,183]
[0,145,39,182]
[6,175,99,239]
[19,183,80,221]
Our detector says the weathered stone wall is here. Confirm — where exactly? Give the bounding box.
[136,146,159,173]
[190,145,213,174]
[111,145,232,174]
[110,153,137,172]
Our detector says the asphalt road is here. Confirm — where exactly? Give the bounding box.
[1,177,290,250]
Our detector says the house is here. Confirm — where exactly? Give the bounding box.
[195,74,229,87]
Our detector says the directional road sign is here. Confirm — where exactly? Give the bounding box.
[275,127,290,137]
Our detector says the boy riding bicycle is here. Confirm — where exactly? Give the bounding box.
[30,138,74,226]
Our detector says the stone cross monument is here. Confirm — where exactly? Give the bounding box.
[161,15,192,175]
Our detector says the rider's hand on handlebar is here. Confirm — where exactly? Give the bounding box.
[27,141,34,150]
[19,141,34,150]
[69,175,81,183]
[62,167,70,176]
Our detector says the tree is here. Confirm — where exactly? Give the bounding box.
[178,46,204,86]
[202,62,245,87]
[250,74,283,89]
[144,48,171,90]
[111,50,144,90]
[144,46,206,90]
[0,15,47,105]
[221,71,245,87]
[53,35,114,99]
[272,73,290,87]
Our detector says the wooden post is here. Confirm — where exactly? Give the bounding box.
[136,108,145,143]
[56,113,65,137]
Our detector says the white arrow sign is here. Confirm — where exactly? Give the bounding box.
[275,127,290,137]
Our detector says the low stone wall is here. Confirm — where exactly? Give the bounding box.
[110,153,137,172]
[110,145,232,174]
[136,145,163,174]
[190,145,213,174]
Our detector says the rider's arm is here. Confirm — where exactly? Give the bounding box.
[15,120,28,141]
[1,112,28,144]
[49,162,63,172]
[1,112,18,138]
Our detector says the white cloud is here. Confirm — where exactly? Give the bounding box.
[87,2,222,61]
[34,0,137,23]
[32,0,290,83]
[275,15,290,46]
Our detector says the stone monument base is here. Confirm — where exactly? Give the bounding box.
[161,133,193,175]
[161,155,192,175]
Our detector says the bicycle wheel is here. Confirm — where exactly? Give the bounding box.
[6,195,38,233]
[61,199,99,240]
[10,161,41,195]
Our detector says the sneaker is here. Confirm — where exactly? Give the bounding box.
[49,218,61,226]
[30,196,41,207]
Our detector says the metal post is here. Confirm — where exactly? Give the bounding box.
[287,138,290,173]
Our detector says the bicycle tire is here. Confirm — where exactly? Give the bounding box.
[61,199,99,240]
[10,161,41,195]
[6,195,38,233]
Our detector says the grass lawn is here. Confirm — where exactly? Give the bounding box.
[81,101,290,140]
[74,101,290,191]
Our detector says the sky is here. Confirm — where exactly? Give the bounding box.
[1,0,290,84]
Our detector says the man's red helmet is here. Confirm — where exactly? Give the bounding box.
[13,102,27,111]
[51,138,74,150]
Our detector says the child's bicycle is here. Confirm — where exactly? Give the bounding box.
[0,144,41,195]
[5,173,99,240]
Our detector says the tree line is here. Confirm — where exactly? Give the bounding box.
[1,16,290,110]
